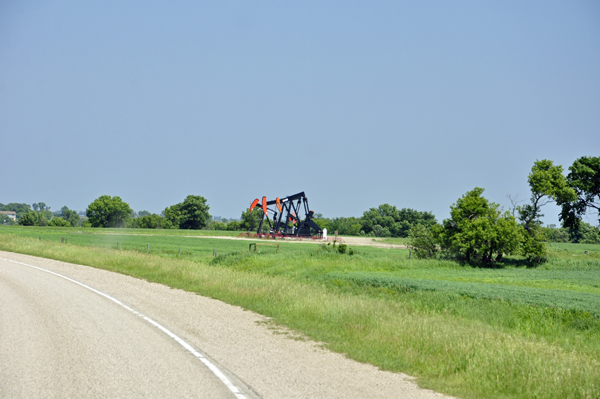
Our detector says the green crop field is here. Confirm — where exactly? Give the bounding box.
[1,225,599,399]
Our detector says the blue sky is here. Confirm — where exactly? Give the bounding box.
[1,1,599,224]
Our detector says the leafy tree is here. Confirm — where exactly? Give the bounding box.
[138,210,152,217]
[240,208,262,231]
[163,203,183,228]
[361,204,436,238]
[408,224,438,259]
[48,217,71,227]
[86,195,133,228]
[59,206,80,227]
[519,160,576,234]
[18,211,48,226]
[0,203,32,218]
[438,188,525,263]
[559,156,600,228]
[163,195,211,230]
[30,202,52,220]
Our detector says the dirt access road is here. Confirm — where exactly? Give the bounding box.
[196,235,408,249]
[1,250,450,399]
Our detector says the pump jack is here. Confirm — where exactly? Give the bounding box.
[248,192,322,237]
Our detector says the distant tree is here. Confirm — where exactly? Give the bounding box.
[519,160,576,234]
[18,211,48,226]
[438,188,527,263]
[163,195,211,230]
[138,210,152,217]
[329,216,362,236]
[48,217,71,227]
[131,213,174,229]
[559,156,600,228]
[312,214,332,232]
[361,204,436,238]
[0,203,32,219]
[163,203,183,228]
[240,208,262,231]
[372,224,391,237]
[566,221,600,244]
[209,220,227,231]
[60,206,80,227]
[540,225,570,243]
[32,202,49,212]
[227,220,241,231]
[86,195,133,228]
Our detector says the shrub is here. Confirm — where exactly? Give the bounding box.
[408,224,438,259]
[48,218,71,227]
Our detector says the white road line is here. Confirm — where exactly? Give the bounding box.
[1,257,248,399]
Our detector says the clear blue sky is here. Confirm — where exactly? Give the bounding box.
[1,1,599,224]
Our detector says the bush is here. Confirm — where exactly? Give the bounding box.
[372,225,391,237]
[408,224,438,259]
[18,211,47,226]
[438,188,524,263]
[131,214,173,229]
[48,218,71,227]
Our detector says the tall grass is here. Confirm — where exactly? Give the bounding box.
[0,231,599,399]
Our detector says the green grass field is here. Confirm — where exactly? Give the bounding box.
[1,225,599,399]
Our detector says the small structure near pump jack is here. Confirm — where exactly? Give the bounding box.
[243,192,323,239]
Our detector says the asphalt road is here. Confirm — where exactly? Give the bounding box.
[0,256,254,399]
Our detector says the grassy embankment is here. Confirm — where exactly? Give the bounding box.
[0,225,599,399]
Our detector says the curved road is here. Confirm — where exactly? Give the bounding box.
[0,251,452,399]
[0,256,255,398]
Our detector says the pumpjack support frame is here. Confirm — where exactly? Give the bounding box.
[250,192,322,238]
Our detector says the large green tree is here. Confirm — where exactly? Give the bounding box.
[559,156,600,228]
[519,159,576,234]
[163,195,211,230]
[86,195,133,228]
[438,188,525,263]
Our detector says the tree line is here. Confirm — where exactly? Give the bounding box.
[3,156,599,262]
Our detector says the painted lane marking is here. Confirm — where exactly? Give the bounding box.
[1,257,247,399]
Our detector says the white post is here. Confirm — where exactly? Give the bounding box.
[323,228,327,240]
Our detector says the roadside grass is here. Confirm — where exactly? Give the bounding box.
[1,228,599,399]
[1,225,241,238]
